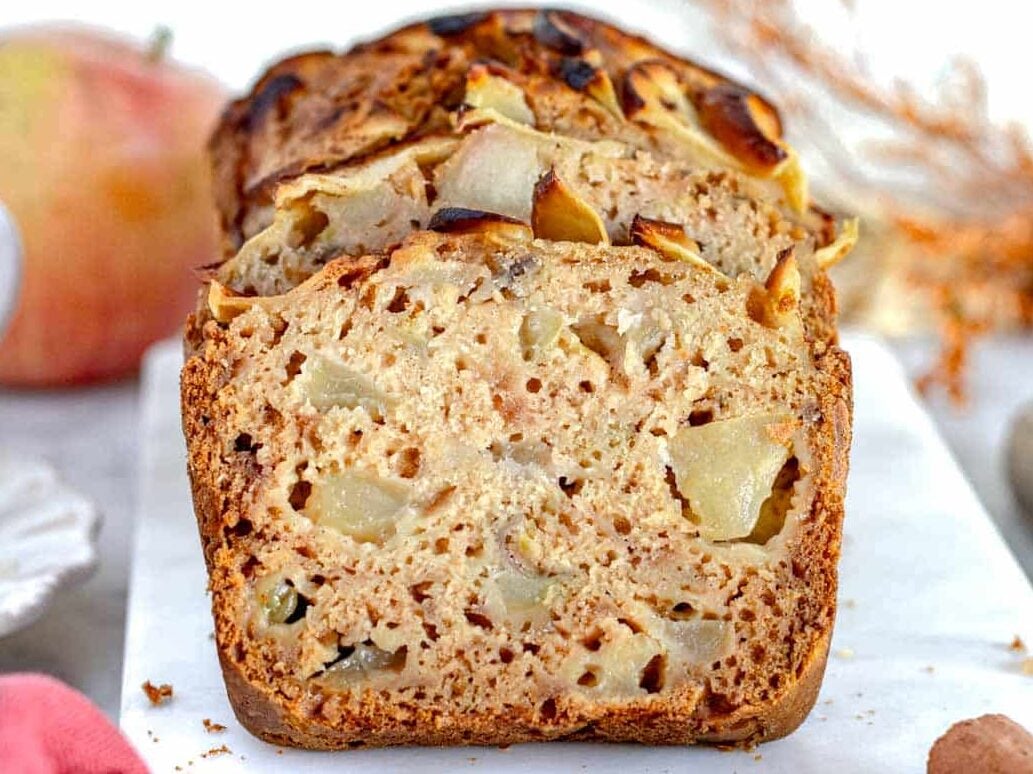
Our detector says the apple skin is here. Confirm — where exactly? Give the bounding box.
[0,26,226,387]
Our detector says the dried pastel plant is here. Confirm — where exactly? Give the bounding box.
[698,0,1033,402]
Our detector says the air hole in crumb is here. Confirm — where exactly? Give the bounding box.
[284,594,309,624]
[434,537,450,554]
[746,457,800,545]
[525,377,543,394]
[339,266,370,291]
[431,325,445,337]
[310,574,326,587]
[577,671,599,687]
[455,357,470,372]
[523,642,540,655]
[423,622,439,641]
[689,408,714,426]
[339,318,353,340]
[670,602,695,619]
[579,380,594,393]
[240,556,260,579]
[396,447,421,479]
[690,350,709,370]
[288,480,312,511]
[475,332,488,345]
[581,630,604,652]
[539,698,557,721]
[382,352,397,367]
[639,654,665,693]
[558,477,583,498]
[727,337,744,352]
[682,292,696,304]
[410,582,433,603]
[618,617,643,634]
[465,543,483,558]
[287,200,329,248]
[613,516,631,535]
[499,647,515,664]
[226,518,252,538]
[628,268,675,287]
[285,351,307,380]
[582,278,611,293]
[233,433,257,453]
[387,286,410,314]
[464,611,493,630]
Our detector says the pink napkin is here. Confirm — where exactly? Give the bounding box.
[0,673,147,774]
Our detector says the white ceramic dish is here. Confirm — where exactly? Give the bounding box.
[0,450,100,638]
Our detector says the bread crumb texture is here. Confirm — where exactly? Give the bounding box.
[141,681,173,706]
[183,8,853,749]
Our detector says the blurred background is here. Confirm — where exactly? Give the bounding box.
[1,0,1031,719]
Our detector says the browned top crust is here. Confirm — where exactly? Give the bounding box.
[210,8,789,251]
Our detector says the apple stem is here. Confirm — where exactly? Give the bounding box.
[147,26,172,64]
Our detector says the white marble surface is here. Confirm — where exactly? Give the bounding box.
[0,335,1031,723]
[889,336,1033,577]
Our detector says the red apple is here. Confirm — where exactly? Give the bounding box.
[0,25,226,387]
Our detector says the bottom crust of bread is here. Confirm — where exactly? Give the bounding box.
[216,627,829,748]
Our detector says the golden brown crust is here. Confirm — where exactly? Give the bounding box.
[209,9,791,252]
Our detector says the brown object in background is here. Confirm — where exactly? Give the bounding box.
[927,714,1033,774]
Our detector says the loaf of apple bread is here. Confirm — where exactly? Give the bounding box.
[183,9,853,749]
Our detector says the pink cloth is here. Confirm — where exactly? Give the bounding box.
[0,673,147,774]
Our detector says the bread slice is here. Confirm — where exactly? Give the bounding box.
[184,9,853,749]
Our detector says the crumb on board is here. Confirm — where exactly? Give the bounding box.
[203,718,227,733]
[835,647,855,659]
[1022,657,1033,676]
[141,681,173,706]
[1009,635,1026,652]
[276,749,284,755]
[923,665,936,674]
[754,754,763,761]
[842,599,857,609]
[201,745,231,759]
